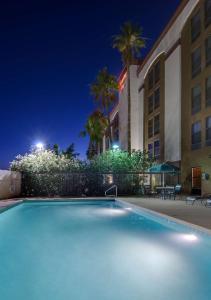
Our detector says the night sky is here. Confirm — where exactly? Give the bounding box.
[0,0,180,169]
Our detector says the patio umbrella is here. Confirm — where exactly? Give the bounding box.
[148,163,180,187]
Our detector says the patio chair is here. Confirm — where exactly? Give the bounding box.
[186,196,197,205]
[203,194,211,207]
[186,195,204,205]
[173,184,182,200]
[205,199,211,207]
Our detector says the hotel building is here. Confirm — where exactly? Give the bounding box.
[103,0,211,195]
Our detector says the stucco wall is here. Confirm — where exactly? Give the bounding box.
[138,88,144,151]
[130,65,141,150]
[119,72,128,150]
[0,170,21,200]
[164,45,181,162]
[137,0,199,84]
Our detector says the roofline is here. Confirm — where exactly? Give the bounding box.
[137,0,190,75]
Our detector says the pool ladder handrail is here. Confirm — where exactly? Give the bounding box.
[105,185,118,198]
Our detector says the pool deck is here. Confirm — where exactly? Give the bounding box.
[1,196,211,230]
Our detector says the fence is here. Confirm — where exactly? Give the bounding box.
[21,171,180,197]
[22,172,152,197]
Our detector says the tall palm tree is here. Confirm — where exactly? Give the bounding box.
[90,67,118,147]
[80,110,108,158]
[113,21,145,153]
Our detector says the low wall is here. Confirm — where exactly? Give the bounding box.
[0,170,21,200]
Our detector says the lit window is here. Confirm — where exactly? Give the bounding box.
[154,140,160,159]
[154,88,160,110]
[154,114,160,135]
[205,36,211,66]
[191,121,201,150]
[205,0,211,27]
[206,116,211,146]
[192,47,201,78]
[206,76,211,107]
[191,10,201,42]
[191,85,201,114]
[148,119,153,138]
[148,95,153,114]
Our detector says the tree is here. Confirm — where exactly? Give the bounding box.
[113,21,145,152]
[80,110,108,159]
[53,144,59,156]
[62,143,79,159]
[90,67,118,147]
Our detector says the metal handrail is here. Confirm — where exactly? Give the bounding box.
[105,185,118,197]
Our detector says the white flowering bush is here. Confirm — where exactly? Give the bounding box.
[10,150,82,196]
[10,149,154,197]
[10,149,80,173]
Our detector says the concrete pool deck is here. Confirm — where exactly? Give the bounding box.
[1,196,211,230]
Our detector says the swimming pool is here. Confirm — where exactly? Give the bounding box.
[0,199,211,300]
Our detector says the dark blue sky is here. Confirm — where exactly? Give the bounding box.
[0,0,180,168]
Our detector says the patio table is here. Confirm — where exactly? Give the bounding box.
[156,186,175,200]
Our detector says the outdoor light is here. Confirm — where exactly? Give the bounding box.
[35,142,44,151]
[125,207,132,211]
[112,144,119,150]
[182,234,198,242]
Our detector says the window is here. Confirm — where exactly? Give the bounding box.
[206,76,211,106]
[154,61,160,84]
[192,47,201,77]
[191,85,201,114]
[154,114,160,135]
[154,88,160,110]
[148,143,153,158]
[148,69,154,90]
[205,36,211,66]
[148,95,153,114]
[206,116,211,146]
[148,119,153,138]
[205,0,211,27]
[154,140,160,159]
[191,10,201,42]
[191,121,201,150]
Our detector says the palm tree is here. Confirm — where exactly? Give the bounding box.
[80,110,108,158]
[62,143,79,159]
[113,21,145,152]
[90,67,118,147]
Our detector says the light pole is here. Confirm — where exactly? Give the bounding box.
[35,142,44,151]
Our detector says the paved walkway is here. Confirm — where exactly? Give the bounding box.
[0,199,22,211]
[119,197,211,230]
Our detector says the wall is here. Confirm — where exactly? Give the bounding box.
[181,0,211,194]
[137,0,199,86]
[138,88,144,151]
[119,75,128,150]
[130,65,142,150]
[0,170,21,200]
[164,45,181,162]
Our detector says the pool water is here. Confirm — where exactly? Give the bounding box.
[0,200,211,300]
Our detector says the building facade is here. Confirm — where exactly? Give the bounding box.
[103,0,211,195]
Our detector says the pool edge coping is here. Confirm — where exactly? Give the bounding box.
[116,199,211,237]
